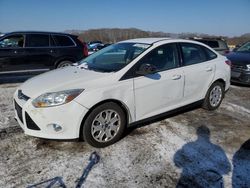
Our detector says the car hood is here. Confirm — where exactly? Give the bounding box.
[20,66,114,98]
[226,52,250,65]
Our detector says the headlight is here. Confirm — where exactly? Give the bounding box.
[246,64,250,70]
[32,89,84,108]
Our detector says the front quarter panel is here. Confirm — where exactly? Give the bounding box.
[74,78,135,123]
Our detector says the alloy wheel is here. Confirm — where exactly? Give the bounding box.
[209,85,222,107]
[91,110,121,143]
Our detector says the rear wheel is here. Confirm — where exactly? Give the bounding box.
[56,60,73,68]
[202,81,225,110]
[82,102,126,148]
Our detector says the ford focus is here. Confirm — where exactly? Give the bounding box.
[13,38,231,147]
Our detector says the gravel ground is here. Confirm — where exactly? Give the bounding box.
[0,83,249,188]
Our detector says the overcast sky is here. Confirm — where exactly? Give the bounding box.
[0,0,250,37]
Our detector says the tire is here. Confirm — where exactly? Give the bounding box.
[202,81,225,111]
[56,60,73,68]
[82,102,126,148]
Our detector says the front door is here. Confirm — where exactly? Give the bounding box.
[133,43,184,121]
[0,34,26,73]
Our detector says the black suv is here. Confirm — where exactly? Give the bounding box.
[0,31,88,74]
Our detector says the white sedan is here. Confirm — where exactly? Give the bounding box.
[13,38,231,147]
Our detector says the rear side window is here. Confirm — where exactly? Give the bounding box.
[181,43,207,66]
[0,34,24,48]
[218,40,229,49]
[52,35,75,47]
[203,47,217,60]
[26,34,49,47]
[197,40,219,48]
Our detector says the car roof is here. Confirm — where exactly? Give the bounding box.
[119,37,205,45]
[120,38,172,44]
[189,37,226,42]
[3,31,76,37]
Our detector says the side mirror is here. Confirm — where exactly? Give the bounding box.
[136,64,157,76]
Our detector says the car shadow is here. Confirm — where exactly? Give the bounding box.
[231,82,250,88]
[232,139,250,188]
[173,126,231,188]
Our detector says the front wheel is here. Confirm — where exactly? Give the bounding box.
[82,102,126,148]
[202,82,225,110]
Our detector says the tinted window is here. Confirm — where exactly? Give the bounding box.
[0,34,24,48]
[136,43,179,72]
[218,40,228,49]
[50,35,56,46]
[181,43,207,66]
[52,35,74,46]
[197,40,219,48]
[26,34,49,47]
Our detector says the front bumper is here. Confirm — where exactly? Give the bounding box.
[231,69,250,85]
[13,90,89,139]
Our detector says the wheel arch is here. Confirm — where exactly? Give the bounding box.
[213,78,226,89]
[79,99,131,140]
[54,56,76,68]
[202,78,226,100]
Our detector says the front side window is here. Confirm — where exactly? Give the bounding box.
[80,43,150,72]
[181,43,207,66]
[135,43,179,73]
[26,34,49,47]
[0,34,24,48]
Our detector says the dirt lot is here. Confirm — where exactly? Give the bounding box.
[0,83,249,188]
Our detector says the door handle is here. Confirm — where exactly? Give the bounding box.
[205,67,213,72]
[172,75,181,80]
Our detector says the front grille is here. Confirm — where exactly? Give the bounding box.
[14,100,23,123]
[25,112,41,130]
[231,64,245,71]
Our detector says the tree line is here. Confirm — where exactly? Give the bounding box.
[66,28,250,45]
[0,29,249,46]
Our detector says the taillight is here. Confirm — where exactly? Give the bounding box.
[83,43,88,57]
[225,60,231,67]
[77,38,88,57]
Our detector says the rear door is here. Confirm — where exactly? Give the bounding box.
[25,33,53,70]
[0,34,26,73]
[132,43,184,120]
[179,43,216,103]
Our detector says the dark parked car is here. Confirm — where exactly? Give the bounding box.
[191,38,230,55]
[88,43,111,55]
[226,41,250,85]
[0,31,88,74]
[88,40,102,45]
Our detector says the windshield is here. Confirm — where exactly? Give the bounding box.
[79,42,151,72]
[236,42,250,53]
